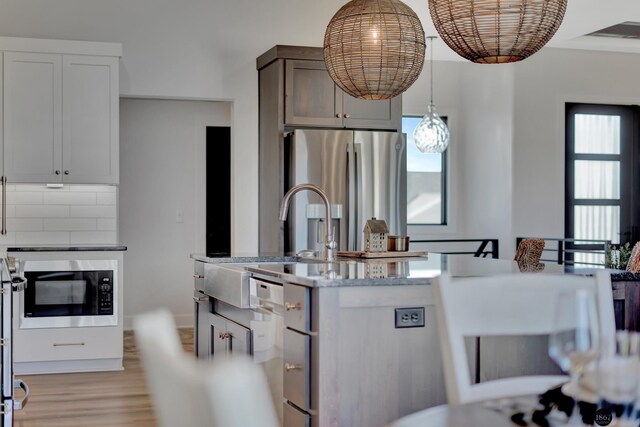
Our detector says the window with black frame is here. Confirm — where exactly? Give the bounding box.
[565,103,638,266]
[402,115,448,226]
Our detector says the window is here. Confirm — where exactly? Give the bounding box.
[565,103,635,265]
[402,116,447,225]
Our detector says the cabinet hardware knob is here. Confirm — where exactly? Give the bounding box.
[193,274,204,279]
[285,302,302,311]
[218,332,232,340]
[284,363,302,372]
[64,170,70,175]
[55,170,61,175]
[344,113,350,118]
[335,113,342,118]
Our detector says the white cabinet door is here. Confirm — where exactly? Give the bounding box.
[4,52,63,183]
[62,55,119,184]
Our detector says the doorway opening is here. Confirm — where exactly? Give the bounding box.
[206,126,231,254]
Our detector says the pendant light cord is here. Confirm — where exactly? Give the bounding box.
[428,36,436,107]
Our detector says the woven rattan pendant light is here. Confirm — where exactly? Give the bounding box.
[429,0,568,64]
[323,0,426,100]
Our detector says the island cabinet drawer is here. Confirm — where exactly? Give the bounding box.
[14,326,122,362]
[284,328,311,411]
[283,401,310,427]
[284,283,310,332]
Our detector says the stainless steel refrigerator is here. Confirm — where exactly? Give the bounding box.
[0,258,28,427]
[284,129,406,254]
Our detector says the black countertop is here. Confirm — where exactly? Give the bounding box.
[7,245,127,252]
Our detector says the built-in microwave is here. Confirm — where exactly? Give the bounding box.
[18,260,118,329]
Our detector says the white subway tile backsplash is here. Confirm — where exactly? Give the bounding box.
[44,218,97,231]
[70,205,116,218]
[7,192,43,205]
[97,192,117,205]
[0,232,16,245]
[4,206,16,219]
[44,192,97,205]
[15,205,70,218]
[69,185,117,193]
[16,232,70,245]
[6,184,118,245]
[14,184,67,192]
[7,219,43,232]
[70,231,117,245]
[97,218,117,231]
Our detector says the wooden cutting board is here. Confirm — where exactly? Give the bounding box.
[336,250,427,259]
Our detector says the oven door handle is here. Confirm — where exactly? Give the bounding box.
[1,176,6,236]
[13,378,29,410]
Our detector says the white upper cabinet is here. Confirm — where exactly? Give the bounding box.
[4,52,62,183]
[63,55,118,184]
[1,37,121,184]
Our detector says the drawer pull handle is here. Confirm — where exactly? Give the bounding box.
[284,362,302,372]
[344,113,350,118]
[193,274,204,279]
[53,342,85,347]
[285,302,302,311]
[218,332,232,340]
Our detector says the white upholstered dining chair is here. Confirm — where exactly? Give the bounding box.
[133,308,279,427]
[388,271,616,427]
[434,270,615,406]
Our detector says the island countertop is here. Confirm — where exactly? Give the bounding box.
[193,251,632,288]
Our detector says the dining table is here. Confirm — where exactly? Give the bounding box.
[392,394,600,427]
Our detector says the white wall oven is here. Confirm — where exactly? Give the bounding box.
[19,260,117,329]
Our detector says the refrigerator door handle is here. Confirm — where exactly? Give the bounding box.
[354,143,363,251]
[12,378,29,409]
[347,144,357,251]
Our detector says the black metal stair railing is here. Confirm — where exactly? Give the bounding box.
[515,237,611,267]
[410,239,499,259]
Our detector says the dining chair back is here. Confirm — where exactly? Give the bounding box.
[133,309,279,427]
[434,270,615,406]
[514,238,545,264]
[626,242,640,272]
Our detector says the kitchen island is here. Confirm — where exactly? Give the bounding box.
[191,253,637,427]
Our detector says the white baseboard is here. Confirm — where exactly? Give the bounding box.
[123,313,193,331]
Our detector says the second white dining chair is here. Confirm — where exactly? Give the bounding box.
[133,308,279,427]
[434,270,615,406]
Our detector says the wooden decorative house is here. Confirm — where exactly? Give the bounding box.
[363,218,389,252]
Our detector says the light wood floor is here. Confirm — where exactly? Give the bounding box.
[14,329,194,427]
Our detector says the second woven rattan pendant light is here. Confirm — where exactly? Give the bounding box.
[323,0,426,100]
[429,0,568,64]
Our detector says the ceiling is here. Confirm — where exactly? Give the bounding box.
[402,0,640,61]
[548,0,640,54]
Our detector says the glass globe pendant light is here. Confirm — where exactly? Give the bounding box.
[413,37,449,153]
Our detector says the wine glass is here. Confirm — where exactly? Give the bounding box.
[548,289,600,425]
[598,331,640,426]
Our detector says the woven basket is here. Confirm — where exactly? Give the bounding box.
[429,0,567,64]
[324,0,425,100]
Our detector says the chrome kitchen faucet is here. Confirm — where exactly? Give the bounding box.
[279,183,337,262]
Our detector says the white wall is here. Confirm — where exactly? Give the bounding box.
[403,60,515,255]
[119,99,230,327]
[512,48,640,242]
